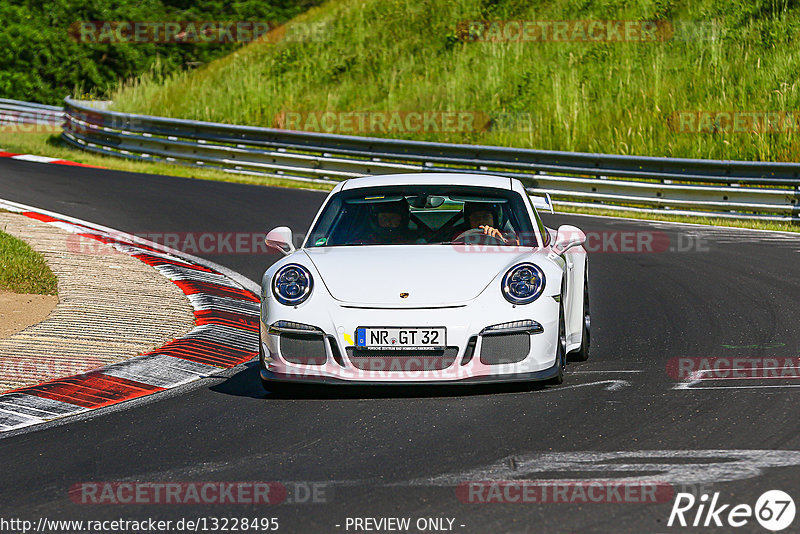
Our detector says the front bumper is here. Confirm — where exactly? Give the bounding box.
[259,298,560,384]
[260,362,561,385]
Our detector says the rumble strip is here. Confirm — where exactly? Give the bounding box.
[0,199,259,432]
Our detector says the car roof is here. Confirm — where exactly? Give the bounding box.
[339,173,513,191]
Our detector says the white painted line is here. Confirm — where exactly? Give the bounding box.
[0,407,41,422]
[604,380,629,391]
[406,450,800,487]
[679,384,800,390]
[571,370,643,374]
[694,375,800,381]
[674,367,800,390]
[11,154,58,163]
[673,380,702,390]
[0,401,72,418]
[673,369,708,390]
[0,393,85,415]
[0,410,45,431]
[541,379,631,392]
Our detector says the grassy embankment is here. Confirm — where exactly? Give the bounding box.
[0,225,58,295]
[112,0,800,162]
[3,0,800,231]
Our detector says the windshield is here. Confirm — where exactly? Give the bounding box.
[305,185,538,247]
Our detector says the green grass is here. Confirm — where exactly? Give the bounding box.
[0,229,58,295]
[110,0,800,162]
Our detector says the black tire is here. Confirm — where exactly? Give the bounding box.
[547,301,566,385]
[568,267,590,362]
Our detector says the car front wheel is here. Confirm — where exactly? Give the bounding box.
[568,268,590,362]
[547,301,566,385]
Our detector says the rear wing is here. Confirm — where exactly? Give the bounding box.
[528,193,554,214]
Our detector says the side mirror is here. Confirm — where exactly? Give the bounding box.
[553,225,585,254]
[265,226,295,256]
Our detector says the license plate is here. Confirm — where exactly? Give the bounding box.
[355,327,446,350]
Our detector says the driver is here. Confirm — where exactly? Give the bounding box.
[448,202,520,245]
[463,202,506,241]
[368,200,415,244]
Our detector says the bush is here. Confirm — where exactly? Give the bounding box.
[0,0,321,105]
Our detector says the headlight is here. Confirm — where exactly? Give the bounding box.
[501,263,545,304]
[272,264,313,305]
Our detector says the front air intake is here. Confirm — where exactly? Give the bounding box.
[479,332,530,365]
[280,333,327,365]
[345,347,458,371]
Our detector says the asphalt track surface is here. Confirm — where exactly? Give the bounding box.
[1,158,800,533]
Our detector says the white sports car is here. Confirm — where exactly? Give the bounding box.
[259,173,589,388]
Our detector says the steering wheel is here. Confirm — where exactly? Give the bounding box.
[452,228,506,245]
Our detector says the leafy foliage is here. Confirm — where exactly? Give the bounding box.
[0,0,321,104]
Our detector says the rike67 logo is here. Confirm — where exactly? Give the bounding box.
[668,490,795,531]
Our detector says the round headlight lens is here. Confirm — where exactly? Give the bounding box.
[272,264,313,305]
[502,263,545,304]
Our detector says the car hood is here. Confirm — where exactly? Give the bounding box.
[304,245,536,307]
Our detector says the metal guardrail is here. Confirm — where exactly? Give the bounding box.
[53,97,800,221]
[0,98,64,126]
